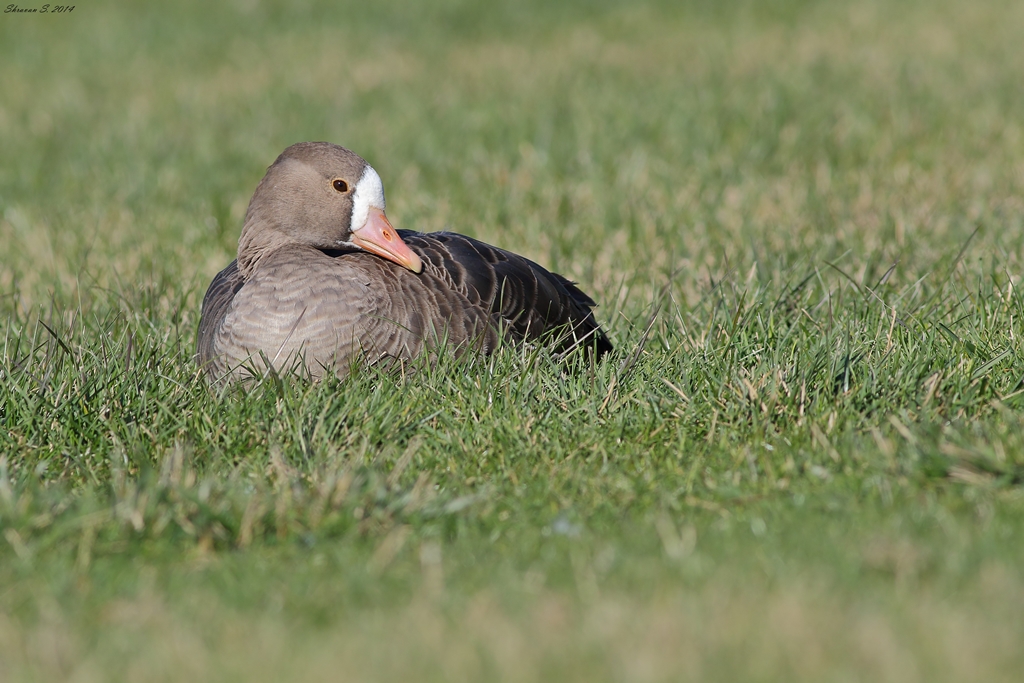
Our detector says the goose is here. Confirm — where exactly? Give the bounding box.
[196,142,612,383]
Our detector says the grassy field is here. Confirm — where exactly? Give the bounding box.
[3,0,1024,680]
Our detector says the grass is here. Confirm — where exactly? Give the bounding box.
[3,0,1024,680]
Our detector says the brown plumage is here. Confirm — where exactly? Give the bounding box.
[196,142,612,383]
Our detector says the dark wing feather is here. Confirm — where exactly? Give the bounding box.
[400,231,613,357]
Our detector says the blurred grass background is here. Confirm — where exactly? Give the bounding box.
[2,0,1024,681]
[4,0,1022,309]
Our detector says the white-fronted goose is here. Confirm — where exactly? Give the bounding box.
[197,142,612,382]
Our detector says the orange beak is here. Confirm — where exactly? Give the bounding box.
[350,207,423,273]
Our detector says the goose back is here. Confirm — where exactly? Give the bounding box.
[404,231,612,355]
[197,232,611,382]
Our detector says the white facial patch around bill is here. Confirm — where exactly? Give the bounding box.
[348,165,386,235]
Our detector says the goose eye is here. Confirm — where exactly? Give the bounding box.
[332,179,349,193]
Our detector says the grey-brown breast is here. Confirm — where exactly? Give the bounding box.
[196,232,611,382]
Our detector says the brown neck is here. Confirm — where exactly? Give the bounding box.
[236,212,291,279]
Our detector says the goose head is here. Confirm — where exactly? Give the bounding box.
[237,142,423,277]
